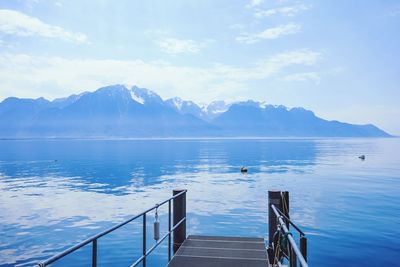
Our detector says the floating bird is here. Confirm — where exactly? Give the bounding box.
[240,166,248,173]
[359,155,365,160]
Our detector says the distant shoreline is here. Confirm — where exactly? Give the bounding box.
[0,136,396,141]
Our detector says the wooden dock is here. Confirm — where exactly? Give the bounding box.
[167,235,269,267]
[37,190,308,267]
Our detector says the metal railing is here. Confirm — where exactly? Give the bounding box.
[270,204,308,267]
[37,189,187,267]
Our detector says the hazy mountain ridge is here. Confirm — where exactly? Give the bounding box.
[0,84,391,138]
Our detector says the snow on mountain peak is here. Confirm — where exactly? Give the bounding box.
[130,90,145,104]
[204,100,230,114]
[170,97,183,110]
[259,101,268,109]
[130,86,163,105]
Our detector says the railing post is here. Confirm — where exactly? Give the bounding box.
[92,239,97,267]
[282,191,290,228]
[173,189,186,254]
[290,244,297,267]
[168,200,171,261]
[143,213,146,267]
[268,191,282,247]
[300,236,307,262]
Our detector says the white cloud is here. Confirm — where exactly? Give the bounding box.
[0,40,14,48]
[0,9,89,44]
[255,4,312,18]
[0,49,321,102]
[157,38,206,54]
[283,72,321,83]
[246,0,264,8]
[236,23,301,44]
[283,67,344,84]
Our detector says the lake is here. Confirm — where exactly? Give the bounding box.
[0,138,399,266]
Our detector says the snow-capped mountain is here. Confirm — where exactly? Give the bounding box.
[202,100,231,120]
[0,84,391,138]
[130,86,164,106]
[165,97,206,119]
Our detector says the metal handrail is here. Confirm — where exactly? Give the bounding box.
[37,190,187,267]
[130,217,185,267]
[271,204,308,267]
[275,207,305,237]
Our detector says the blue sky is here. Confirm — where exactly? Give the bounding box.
[0,0,399,134]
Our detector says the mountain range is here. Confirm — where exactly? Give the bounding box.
[0,84,391,138]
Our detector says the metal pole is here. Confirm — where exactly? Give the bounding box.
[271,205,308,267]
[173,189,186,254]
[282,191,290,228]
[267,247,274,266]
[168,200,171,261]
[268,191,282,247]
[300,236,307,262]
[290,244,297,267]
[92,239,97,267]
[143,213,146,267]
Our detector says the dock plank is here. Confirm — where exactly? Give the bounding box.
[168,235,268,267]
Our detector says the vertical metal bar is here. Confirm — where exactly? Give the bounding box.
[300,236,307,262]
[267,247,274,266]
[173,189,186,254]
[282,191,290,228]
[143,213,146,267]
[268,191,282,247]
[290,243,297,267]
[168,199,171,261]
[92,239,97,267]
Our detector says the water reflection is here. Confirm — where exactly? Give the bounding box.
[0,139,318,191]
[0,139,399,266]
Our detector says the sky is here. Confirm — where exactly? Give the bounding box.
[0,0,399,134]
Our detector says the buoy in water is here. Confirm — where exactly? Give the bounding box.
[359,155,365,160]
[240,166,248,173]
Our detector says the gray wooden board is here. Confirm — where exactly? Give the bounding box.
[167,235,269,267]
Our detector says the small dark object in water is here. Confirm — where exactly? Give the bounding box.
[240,166,248,173]
[359,155,365,160]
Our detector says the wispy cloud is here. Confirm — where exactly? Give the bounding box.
[255,4,312,18]
[157,37,211,54]
[0,9,89,44]
[246,0,264,8]
[54,1,63,8]
[157,38,200,54]
[0,49,321,102]
[283,72,321,83]
[283,67,344,84]
[236,23,301,44]
[0,40,14,48]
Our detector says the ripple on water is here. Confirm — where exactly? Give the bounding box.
[0,138,399,266]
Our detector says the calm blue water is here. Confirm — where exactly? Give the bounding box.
[0,138,399,266]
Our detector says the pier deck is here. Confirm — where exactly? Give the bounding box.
[167,235,269,267]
